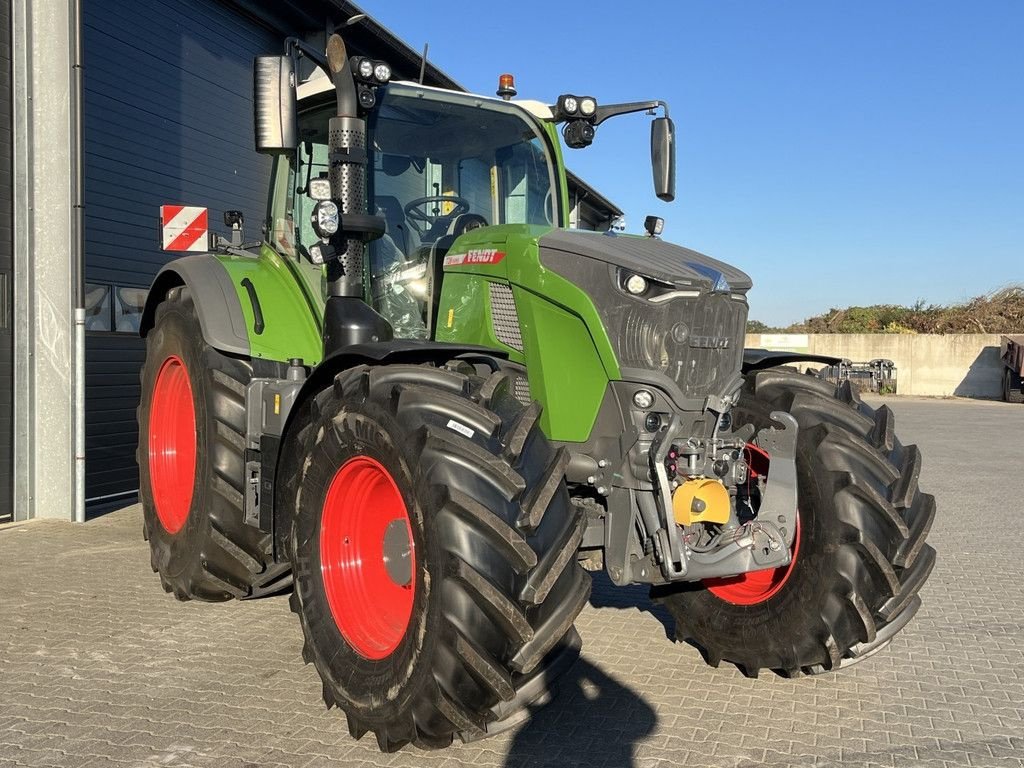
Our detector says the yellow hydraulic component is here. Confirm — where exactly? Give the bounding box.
[673,478,731,526]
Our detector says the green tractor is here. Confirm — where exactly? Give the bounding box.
[138,32,935,752]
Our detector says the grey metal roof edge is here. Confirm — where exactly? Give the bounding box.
[565,170,624,217]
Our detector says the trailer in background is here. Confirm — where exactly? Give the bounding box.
[1001,335,1024,404]
[812,358,898,395]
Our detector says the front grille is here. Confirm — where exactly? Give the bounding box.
[610,292,747,401]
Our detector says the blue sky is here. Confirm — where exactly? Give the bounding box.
[360,1,1023,326]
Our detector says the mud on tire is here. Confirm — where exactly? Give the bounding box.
[285,364,591,751]
[656,369,936,677]
[138,286,290,601]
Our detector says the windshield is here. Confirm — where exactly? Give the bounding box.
[274,84,558,338]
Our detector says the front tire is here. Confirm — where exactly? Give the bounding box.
[138,286,290,601]
[286,364,591,751]
[656,370,936,676]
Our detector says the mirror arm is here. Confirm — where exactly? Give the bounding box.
[593,100,670,126]
[284,36,330,79]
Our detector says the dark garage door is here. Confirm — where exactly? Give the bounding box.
[82,0,279,504]
[0,0,13,522]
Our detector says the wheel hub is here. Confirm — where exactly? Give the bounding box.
[382,518,413,587]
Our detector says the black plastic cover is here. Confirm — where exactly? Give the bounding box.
[539,230,753,293]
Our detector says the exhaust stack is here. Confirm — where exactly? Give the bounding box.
[324,34,368,298]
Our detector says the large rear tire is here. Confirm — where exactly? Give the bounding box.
[1003,367,1024,404]
[655,370,936,677]
[285,364,591,751]
[138,286,290,601]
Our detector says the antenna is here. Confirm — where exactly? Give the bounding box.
[419,42,429,85]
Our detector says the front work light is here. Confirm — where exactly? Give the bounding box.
[556,94,597,121]
[643,215,665,237]
[373,62,392,83]
[308,177,331,201]
[311,200,340,239]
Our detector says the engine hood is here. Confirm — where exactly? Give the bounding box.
[538,230,753,294]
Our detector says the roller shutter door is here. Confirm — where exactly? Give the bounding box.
[83,0,279,504]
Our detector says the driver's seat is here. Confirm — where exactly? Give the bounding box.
[423,213,489,334]
[374,195,410,254]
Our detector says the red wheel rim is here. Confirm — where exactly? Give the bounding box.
[705,445,801,605]
[320,456,416,660]
[148,355,197,534]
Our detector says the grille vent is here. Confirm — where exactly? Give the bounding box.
[489,282,523,352]
[513,376,531,406]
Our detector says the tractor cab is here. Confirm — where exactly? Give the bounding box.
[271,81,562,338]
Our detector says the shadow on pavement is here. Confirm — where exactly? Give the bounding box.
[85,497,138,521]
[504,654,657,768]
[587,570,676,640]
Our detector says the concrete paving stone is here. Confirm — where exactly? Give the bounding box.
[2,397,1024,767]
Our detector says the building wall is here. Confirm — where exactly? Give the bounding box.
[11,0,79,520]
[0,0,12,521]
[746,333,1006,398]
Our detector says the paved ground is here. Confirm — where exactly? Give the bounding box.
[2,397,1023,768]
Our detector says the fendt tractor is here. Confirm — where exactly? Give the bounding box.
[139,30,936,752]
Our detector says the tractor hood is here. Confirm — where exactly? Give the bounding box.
[538,230,752,294]
[537,228,750,407]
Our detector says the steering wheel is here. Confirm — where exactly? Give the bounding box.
[403,195,471,236]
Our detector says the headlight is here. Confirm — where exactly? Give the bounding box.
[579,97,597,116]
[373,62,392,83]
[632,389,655,409]
[356,58,374,79]
[312,200,339,238]
[561,95,578,115]
[624,273,648,295]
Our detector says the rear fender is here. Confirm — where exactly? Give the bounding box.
[141,246,324,366]
[140,255,252,356]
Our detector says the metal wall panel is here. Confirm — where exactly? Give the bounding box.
[82,0,280,502]
[0,0,13,521]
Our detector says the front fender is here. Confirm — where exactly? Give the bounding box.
[271,341,509,558]
[742,348,843,374]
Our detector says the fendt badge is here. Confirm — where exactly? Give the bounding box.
[689,336,731,349]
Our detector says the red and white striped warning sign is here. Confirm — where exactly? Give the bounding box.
[160,205,209,252]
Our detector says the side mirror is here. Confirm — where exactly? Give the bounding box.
[254,56,297,153]
[651,117,676,202]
